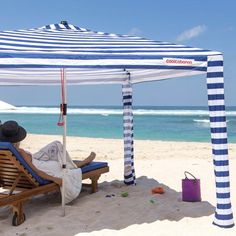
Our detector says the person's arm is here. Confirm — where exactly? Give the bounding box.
[17,148,62,186]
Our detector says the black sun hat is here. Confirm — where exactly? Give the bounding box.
[0,120,27,143]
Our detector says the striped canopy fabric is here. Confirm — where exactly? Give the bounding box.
[0,22,234,228]
[0,22,221,85]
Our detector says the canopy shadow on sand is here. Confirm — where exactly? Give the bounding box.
[0,176,215,235]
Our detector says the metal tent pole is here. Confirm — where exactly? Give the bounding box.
[61,68,67,216]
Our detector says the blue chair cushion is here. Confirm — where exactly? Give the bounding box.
[0,142,51,186]
[74,161,108,174]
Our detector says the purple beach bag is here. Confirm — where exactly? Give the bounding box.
[182,171,201,202]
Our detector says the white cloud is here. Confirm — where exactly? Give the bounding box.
[127,27,143,36]
[176,25,207,42]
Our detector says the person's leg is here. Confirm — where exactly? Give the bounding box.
[75,152,96,168]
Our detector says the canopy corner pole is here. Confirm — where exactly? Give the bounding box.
[61,68,67,217]
[206,55,234,228]
[122,70,136,185]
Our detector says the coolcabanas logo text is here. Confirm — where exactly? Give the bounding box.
[164,58,194,65]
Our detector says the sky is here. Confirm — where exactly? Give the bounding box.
[0,0,235,107]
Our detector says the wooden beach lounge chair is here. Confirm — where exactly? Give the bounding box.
[0,142,109,226]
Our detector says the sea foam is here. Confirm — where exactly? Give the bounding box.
[1,106,236,116]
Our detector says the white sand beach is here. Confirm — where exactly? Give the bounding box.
[1,134,236,236]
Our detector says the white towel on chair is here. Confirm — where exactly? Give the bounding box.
[32,141,82,203]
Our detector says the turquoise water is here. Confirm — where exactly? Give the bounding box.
[1,106,236,142]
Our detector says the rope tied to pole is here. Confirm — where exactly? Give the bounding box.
[57,68,67,126]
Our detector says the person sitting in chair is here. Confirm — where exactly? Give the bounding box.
[0,120,96,203]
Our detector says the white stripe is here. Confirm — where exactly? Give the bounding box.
[215,176,230,183]
[207,89,224,95]
[122,89,132,93]
[209,111,226,118]
[212,143,228,150]
[216,187,230,193]
[123,123,133,128]
[216,198,231,204]
[215,208,233,216]
[211,133,227,139]
[123,108,133,113]
[214,166,229,173]
[210,122,226,128]
[208,100,225,106]
[0,58,206,66]
[213,218,234,227]
[208,55,223,61]
[209,110,226,117]
[207,66,223,72]
[207,77,224,84]
[124,150,133,156]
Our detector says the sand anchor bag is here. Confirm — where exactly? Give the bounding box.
[182,171,201,202]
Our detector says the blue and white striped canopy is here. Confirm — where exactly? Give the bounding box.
[0,22,234,228]
[0,22,221,85]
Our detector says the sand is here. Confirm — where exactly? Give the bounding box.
[1,134,236,236]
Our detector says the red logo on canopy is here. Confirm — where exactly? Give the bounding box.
[164,58,193,65]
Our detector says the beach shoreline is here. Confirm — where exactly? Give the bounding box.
[1,134,236,236]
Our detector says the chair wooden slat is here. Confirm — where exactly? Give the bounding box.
[0,146,109,226]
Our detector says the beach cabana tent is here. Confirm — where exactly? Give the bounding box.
[0,22,234,228]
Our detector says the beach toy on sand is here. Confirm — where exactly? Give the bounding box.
[149,199,155,204]
[105,194,115,198]
[151,187,164,194]
[121,192,129,197]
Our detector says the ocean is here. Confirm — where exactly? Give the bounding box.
[1,106,236,143]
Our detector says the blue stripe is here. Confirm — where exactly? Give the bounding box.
[208,61,223,66]
[213,222,235,228]
[207,83,224,89]
[0,37,214,50]
[214,171,229,177]
[215,213,233,220]
[213,149,228,155]
[208,94,224,100]
[209,105,225,111]
[211,138,227,144]
[0,52,210,62]
[0,39,213,49]
[0,64,207,70]
[211,127,227,133]
[210,116,226,122]
[124,173,134,179]
[216,181,230,188]
[124,180,135,185]
[217,203,232,209]
[0,47,212,55]
[0,63,206,71]
[64,24,71,30]
[123,95,132,100]
[214,160,229,166]
[207,72,223,78]
[54,24,61,30]
[216,192,230,198]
